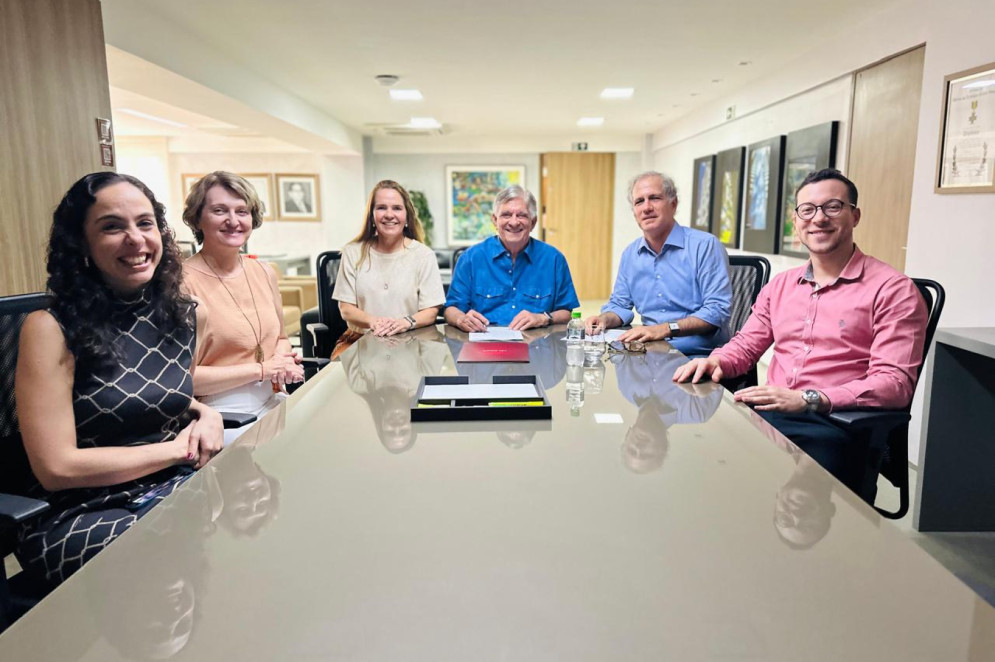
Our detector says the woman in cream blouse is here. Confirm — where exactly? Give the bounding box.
[331,180,445,358]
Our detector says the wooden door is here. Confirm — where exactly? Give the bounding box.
[540,152,615,300]
[847,46,925,272]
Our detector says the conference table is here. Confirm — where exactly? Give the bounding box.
[2,325,994,660]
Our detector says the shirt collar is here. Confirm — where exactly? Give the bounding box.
[487,235,535,262]
[637,223,686,256]
[799,245,866,284]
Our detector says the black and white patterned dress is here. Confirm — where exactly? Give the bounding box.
[16,293,197,586]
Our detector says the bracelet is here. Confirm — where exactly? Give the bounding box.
[404,315,416,330]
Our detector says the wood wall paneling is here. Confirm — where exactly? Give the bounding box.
[0,0,114,296]
[847,46,925,272]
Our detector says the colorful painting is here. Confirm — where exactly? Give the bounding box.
[746,145,771,230]
[446,165,526,246]
[709,147,744,249]
[690,155,714,231]
[781,159,817,254]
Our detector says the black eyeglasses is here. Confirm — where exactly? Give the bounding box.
[794,199,855,221]
[607,340,646,354]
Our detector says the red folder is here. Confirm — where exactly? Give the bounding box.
[457,341,530,363]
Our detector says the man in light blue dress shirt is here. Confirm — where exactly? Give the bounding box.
[587,171,732,356]
[445,185,579,331]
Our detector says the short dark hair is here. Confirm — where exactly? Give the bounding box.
[796,168,858,205]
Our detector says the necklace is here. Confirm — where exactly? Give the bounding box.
[375,239,406,290]
[202,254,265,363]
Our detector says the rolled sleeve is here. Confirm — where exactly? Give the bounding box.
[691,237,732,329]
[602,250,636,325]
[444,252,473,312]
[552,252,580,312]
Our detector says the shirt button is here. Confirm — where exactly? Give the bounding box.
[811,294,817,299]
[512,287,516,291]
[512,305,516,309]
[803,345,810,352]
[805,318,811,324]
[657,293,662,297]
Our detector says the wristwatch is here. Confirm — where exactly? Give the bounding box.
[404,315,416,330]
[802,389,821,413]
[542,311,553,326]
[668,322,681,338]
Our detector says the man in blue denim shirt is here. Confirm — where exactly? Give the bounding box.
[587,171,731,356]
[445,185,580,331]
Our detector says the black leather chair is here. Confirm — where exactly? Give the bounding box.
[0,294,53,632]
[828,278,945,520]
[303,251,346,363]
[720,255,772,391]
[452,247,467,270]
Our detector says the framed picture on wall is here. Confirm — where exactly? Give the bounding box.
[935,61,995,193]
[742,136,785,254]
[710,147,745,249]
[690,155,715,233]
[446,165,525,246]
[780,121,839,257]
[276,174,321,222]
[181,173,205,203]
[240,173,274,221]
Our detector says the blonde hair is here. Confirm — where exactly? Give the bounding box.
[182,171,265,244]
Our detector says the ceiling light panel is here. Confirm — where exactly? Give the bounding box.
[577,117,604,127]
[600,87,634,99]
[409,117,442,129]
[390,89,423,100]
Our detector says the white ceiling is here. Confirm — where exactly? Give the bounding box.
[104,0,902,145]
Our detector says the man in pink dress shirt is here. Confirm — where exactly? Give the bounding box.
[673,168,927,501]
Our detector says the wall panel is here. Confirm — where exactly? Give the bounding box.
[0,0,113,295]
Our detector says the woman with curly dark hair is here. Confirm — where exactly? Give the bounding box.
[14,172,223,587]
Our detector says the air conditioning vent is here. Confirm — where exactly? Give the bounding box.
[364,122,447,137]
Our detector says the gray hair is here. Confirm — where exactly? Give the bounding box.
[627,171,677,205]
[492,185,538,220]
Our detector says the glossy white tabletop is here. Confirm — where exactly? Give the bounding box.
[2,325,993,660]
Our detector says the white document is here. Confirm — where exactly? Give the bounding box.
[469,327,524,342]
[421,383,539,400]
[605,329,626,343]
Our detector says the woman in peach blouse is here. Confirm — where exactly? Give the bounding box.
[181,171,303,445]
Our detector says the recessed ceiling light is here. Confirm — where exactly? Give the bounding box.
[116,108,187,128]
[577,117,604,127]
[600,87,634,99]
[409,117,442,129]
[390,89,423,101]
[375,74,400,86]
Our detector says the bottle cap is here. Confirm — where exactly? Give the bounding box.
[571,311,582,319]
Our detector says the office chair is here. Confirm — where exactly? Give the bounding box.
[0,294,53,632]
[452,247,467,270]
[828,278,945,520]
[0,292,257,631]
[303,251,345,364]
[719,255,772,392]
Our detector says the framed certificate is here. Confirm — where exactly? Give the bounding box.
[935,62,995,193]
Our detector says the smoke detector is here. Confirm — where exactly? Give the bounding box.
[375,74,400,87]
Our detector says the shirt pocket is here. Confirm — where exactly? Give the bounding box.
[473,283,509,303]
[520,285,553,310]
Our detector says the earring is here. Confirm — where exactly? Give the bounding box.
[84,256,91,268]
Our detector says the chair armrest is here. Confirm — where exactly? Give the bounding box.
[306,322,329,345]
[220,412,257,429]
[0,493,49,526]
[300,357,330,367]
[828,409,911,430]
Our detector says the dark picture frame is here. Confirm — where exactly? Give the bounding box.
[690,155,715,233]
[742,135,785,254]
[779,121,838,257]
[710,147,745,249]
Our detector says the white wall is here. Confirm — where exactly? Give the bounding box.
[642,0,995,464]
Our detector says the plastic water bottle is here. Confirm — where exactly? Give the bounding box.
[566,363,585,416]
[566,311,584,367]
[584,319,605,365]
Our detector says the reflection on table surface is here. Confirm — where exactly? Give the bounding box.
[3,326,994,661]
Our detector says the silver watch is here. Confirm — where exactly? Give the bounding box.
[668,322,680,337]
[802,389,821,413]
